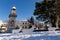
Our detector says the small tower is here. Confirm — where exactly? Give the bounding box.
[8,6,17,26]
[7,6,17,33]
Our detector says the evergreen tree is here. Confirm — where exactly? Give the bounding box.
[33,0,56,27]
[28,16,34,25]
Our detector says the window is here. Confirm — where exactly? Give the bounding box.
[22,26,24,28]
[25,26,27,29]
[25,22,27,24]
[23,23,24,24]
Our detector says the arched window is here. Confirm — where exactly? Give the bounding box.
[11,20,15,25]
[22,26,24,28]
[25,26,27,29]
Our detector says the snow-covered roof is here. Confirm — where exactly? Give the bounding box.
[12,6,16,9]
[0,20,3,25]
[22,20,27,21]
[0,20,8,25]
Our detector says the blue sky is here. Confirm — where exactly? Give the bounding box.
[0,0,42,21]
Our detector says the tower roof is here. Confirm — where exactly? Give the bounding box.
[9,6,17,18]
[12,6,16,10]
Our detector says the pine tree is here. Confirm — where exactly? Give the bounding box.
[33,0,56,27]
[28,16,34,25]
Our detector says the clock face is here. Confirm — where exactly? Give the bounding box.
[10,20,15,26]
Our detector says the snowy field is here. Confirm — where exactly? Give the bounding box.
[0,31,60,40]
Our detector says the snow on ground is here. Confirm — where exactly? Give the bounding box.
[0,31,60,40]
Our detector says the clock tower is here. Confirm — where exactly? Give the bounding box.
[7,6,17,33]
[9,6,17,26]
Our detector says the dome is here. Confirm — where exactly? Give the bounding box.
[12,6,16,10]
